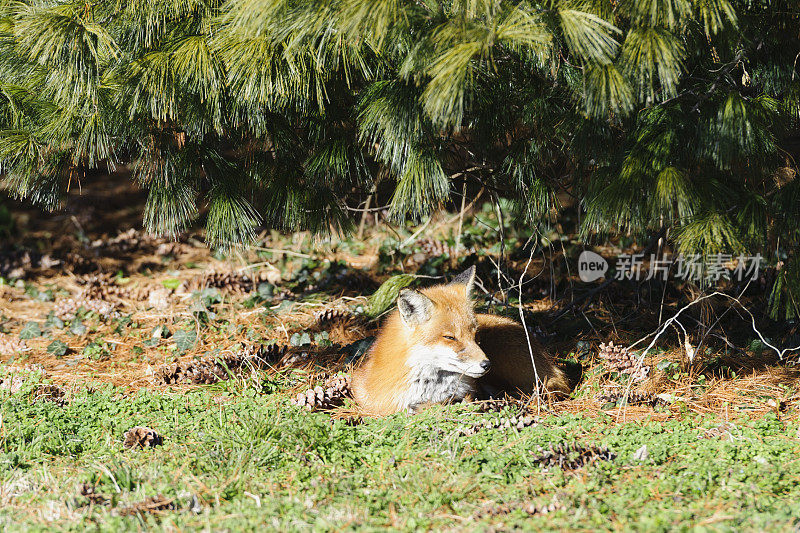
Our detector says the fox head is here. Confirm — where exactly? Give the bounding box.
[396,266,491,378]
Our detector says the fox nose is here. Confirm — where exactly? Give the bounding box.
[479,360,491,371]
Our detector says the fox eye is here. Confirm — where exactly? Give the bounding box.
[443,335,456,341]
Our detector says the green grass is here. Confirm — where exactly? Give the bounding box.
[2,375,799,532]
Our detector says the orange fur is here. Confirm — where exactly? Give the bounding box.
[476,313,570,396]
[351,277,570,416]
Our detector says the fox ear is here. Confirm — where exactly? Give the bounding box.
[449,266,476,297]
[397,289,433,326]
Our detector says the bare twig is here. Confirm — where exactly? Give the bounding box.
[517,236,545,412]
[618,290,800,420]
[400,216,433,248]
[343,204,390,213]
[453,179,467,259]
[693,279,752,358]
[492,193,507,302]
[548,226,669,325]
[690,49,744,113]
[236,261,277,272]
[248,246,314,259]
[357,193,373,240]
[442,187,485,225]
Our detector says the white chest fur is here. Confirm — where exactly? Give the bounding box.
[400,345,476,411]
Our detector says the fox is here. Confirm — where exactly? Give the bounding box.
[351,266,571,416]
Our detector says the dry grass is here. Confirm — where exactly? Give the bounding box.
[3,239,798,425]
[2,178,798,428]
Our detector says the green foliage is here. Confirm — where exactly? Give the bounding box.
[366,273,415,318]
[18,321,41,339]
[1,378,800,529]
[289,331,311,346]
[46,339,68,356]
[173,328,197,353]
[0,0,798,313]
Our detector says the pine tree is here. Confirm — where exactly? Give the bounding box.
[0,0,798,317]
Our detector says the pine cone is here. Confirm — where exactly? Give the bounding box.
[282,350,311,366]
[598,341,627,365]
[532,443,616,470]
[458,414,537,436]
[92,228,164,254]
[190,271,255,294]
[314,308,354,327]
[31,384,68,407]
[339,414,363,426]
[417,238,453,258]
[78,483,107,505]
[246,342,288,366]
[701,422,737,441]
[628,365,650,383]
[122,426,163,449]
[117,495,175,516]
[84,298,117,317]
[54,297,117,320]
[147,288,171,310]
[155,242,182,256]
[598,341,650,383]
[54,298,79,320]
[598,391,663,407]
[0,334,27,356]
[156,343,288,385]
[157,362,216,385]
[475,500,564,518]
[156,358,228,385]
[62,252,97,274]
[326,375,351,395]
[475,397,526,413]
[291,375,352,411]
[0,249,32,279]
[78,273,130,300]
[125,284,152,301]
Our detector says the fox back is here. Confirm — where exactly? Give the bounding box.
[351,267,570,416]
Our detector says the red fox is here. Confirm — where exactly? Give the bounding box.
[351,267,571,416]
